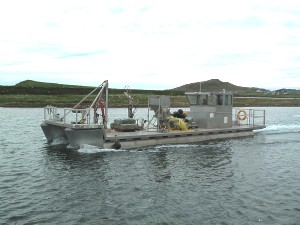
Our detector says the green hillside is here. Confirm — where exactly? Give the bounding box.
[15,80,90,88]
[171,79,267,94]
[0,79,299,107]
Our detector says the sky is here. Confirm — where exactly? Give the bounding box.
[0,0,300,90]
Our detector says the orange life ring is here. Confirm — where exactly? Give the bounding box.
[237,109,247,120]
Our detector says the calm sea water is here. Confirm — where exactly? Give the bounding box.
[0,107,299,225]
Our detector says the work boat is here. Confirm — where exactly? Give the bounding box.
[41,80,266,150]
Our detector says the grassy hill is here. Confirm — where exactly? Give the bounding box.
[5,79,267,95]
[1,80,182,96]
[171,79,267,95]
[15,80,88,88]
[0,79,299,107]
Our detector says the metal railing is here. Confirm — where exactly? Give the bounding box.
[233,108,266,127]
[43,80,108,128]
[43,105,103,128]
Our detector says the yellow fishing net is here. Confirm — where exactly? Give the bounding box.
[168,116,189,131]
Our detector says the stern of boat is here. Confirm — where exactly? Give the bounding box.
[65,125,105,149]
[41,122,69,145]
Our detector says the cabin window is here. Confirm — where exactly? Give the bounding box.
[186,95,198,105]
[207,95,215,106]
[217,95,223,105]
[225,95,232,105]
[199,94,208,105]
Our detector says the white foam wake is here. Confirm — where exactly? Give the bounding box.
[258,124,300,135]
[50,137,69,146]
[77,144,126,153]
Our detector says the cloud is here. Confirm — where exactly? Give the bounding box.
[58,50,107,59]
[110,6,125,14]
[0,0,300,90]
[216,16,265,29]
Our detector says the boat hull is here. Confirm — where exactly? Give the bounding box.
[41,122,69,145]
[41,121,105,148]
[65,128,104,149]
[42,119,265,150]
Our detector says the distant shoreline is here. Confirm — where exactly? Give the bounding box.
[1,80,299,108]
[1,96,299,108]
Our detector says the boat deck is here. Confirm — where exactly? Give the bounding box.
[105,125,265,139]
[103,125,266,148]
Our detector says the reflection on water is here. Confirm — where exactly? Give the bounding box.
[43,140,235,187]
[148,150,171,183]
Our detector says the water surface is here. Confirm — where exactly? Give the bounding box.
[0,107,299,224]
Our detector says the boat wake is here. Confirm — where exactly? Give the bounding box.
[134,144,200,152]
[154,144,199,149]
[77,144,126,154]
[49,137,69,146]
[256,124,300,135]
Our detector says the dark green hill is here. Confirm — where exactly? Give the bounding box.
[15,80,91,88]
[1,80,174,96]
[15,79,267,93]
[1,79,299,107]
[171,79,268,94]
[1,80,95,95]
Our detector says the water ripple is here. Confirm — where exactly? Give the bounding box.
[0,107,300,224]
